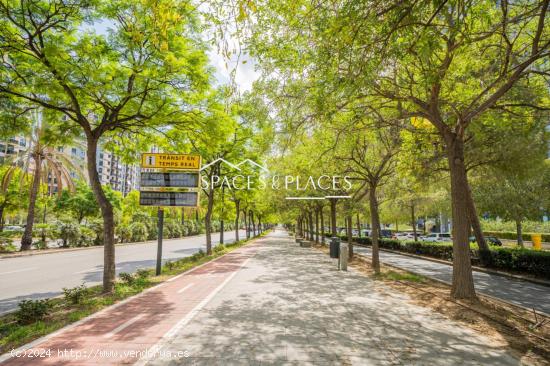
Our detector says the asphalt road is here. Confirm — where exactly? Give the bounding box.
[0,230,246,315]
[353,246,550,315]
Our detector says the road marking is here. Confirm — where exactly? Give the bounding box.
[177,283,194,294]
[74,268,99,274]
[104,314,145,338]
[135,255,254,366]
[0,267,37,275]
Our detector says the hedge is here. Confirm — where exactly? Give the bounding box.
[331,234,550,280]
[483,231,550,243]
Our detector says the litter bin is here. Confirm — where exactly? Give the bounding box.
[531,234,542,250]
[330,237,340,258]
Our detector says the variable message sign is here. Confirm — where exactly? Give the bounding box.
[140,172,199,188]
[139,191,199,207]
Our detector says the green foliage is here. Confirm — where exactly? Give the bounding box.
[118,272,135,286]
[164,260,176,271]
[136,268,151,279]
[486,248,550,279]
[483,231,550,243]
[352,236,549,279]
[481,220,550,235]
[57,221,80,247]
[62,284,88,305]
[129,222,148,242]
[16,300,52,325]
[213,244,226,253]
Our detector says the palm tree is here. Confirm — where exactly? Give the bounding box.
[2,111,84,250]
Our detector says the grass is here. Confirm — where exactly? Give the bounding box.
[374,270,425,283]
[0,233,265,353]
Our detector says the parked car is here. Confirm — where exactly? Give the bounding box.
[3,225,23,232]
[469,236,502,246]
[392,232,414,241]
[380,229,393,238]
[361,229,371,237]
[420,233,452,242]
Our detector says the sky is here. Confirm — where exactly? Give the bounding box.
[208,49,260,93]
[88,18,259,93]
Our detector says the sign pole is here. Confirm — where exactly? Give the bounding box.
[156,207,164,276]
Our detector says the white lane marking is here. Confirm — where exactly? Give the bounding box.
[134,256,254,366]
[0,267,37,275]
[177,283,194,294]
[104,314,145,338]
[74,268,99,274]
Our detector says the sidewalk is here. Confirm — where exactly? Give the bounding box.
[144,230,516,365]
[1,230,518,365]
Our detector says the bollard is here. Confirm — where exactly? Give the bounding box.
[330,237,340,258]
[339,242,348,271]
[532,234,542,250]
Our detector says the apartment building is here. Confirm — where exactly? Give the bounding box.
[2,136,139,195]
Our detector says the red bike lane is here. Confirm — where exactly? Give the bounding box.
[1,242,259,365]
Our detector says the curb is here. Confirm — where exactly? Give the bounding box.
[354,244,550,288]
[0,233,266,364]
[0,230,242,259]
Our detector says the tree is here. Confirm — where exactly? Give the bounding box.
[55,181,98,223]
[0,0,210,291]
[474,161,550,246]
[0,165,29,231]
[237,0,550,299]
[2,116,81,250]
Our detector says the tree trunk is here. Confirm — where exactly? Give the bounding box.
[0,204,5,232]
[356,213,361,238]
[308,210,313,242]
[446,136,476,300]
[320,206,325,244]
[86,137,115,293]
[411,204,418,241]
[369,185,380,274]
[205,187,214,255]
[234,200,240,242]
[347,215,353,260]
[315,208,319,243]
[250,210,255,237]
[21,154,42,251]
[243,209,249,239]
[516,219,524,247]
[330,198,337,236]
[465,183,489,254]
[181,207,185,225]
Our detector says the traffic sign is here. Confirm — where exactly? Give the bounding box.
[140,172,199,188]
[141,153,201,170]
[139,191,199,207]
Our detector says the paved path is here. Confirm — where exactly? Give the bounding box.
[353,246,550,315]
[1,230,519,365]
[0,236,259,365]
[0,230,246,315]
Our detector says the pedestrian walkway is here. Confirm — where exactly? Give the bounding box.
[0,242,259,365]
[145,230,515,365]
[1,230,518,365]
[353,246,550,315]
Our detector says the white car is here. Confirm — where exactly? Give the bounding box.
[392,232,414,241]
[420,233,452,242]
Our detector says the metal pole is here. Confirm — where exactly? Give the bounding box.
[156,207,164,275]
[220,185,224,244]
